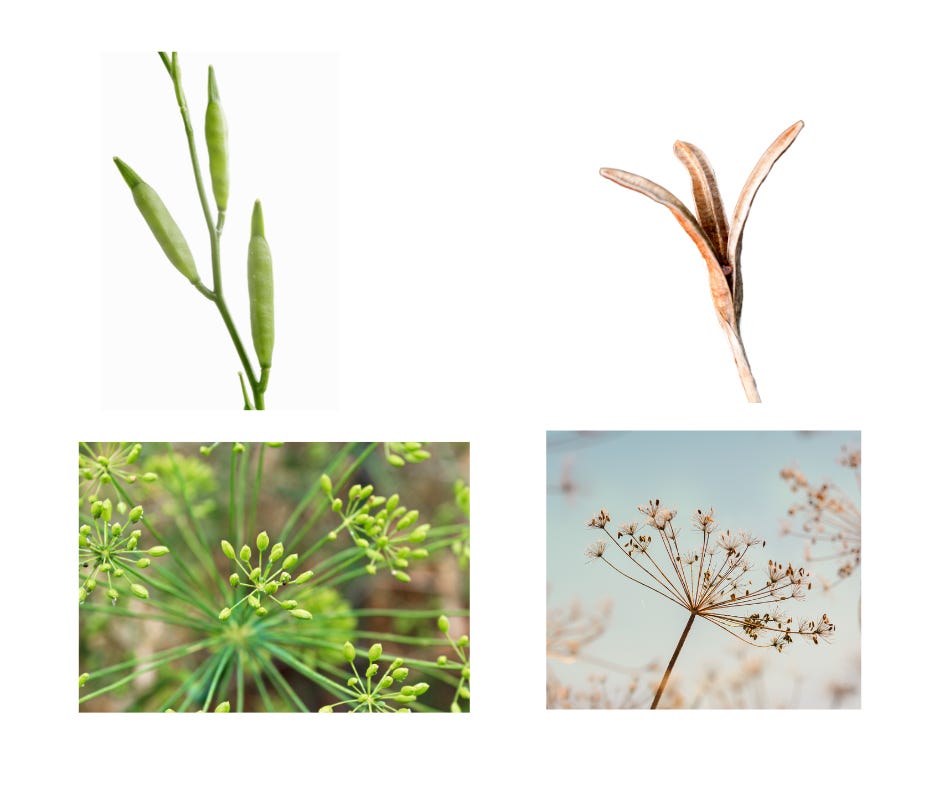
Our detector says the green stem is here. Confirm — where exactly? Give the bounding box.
[651,611,695,709]
[162,52,264,409]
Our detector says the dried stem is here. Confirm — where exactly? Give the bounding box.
[720,321,760,402]
[651,611,695,709]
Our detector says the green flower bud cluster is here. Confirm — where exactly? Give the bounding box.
[79,498,169,606]
[319,641,429,713]
[384,442,431,467]
[79,443,156,503]
[217,531,316,622]
[323,476,433,581]
[452,480,471,570]
[436,615,471,713]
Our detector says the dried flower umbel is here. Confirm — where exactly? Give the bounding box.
[780,446,861,586]
[584,502,833,708]
[600,122,803,402]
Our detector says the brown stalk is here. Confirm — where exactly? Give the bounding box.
[650,611,695,709]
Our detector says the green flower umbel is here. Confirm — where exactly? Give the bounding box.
[217,532,316,621]
[79,499,169,605]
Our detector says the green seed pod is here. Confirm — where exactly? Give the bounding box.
[320,474,332,496]
[391,570,411,583]
[318,706,333,713]
[365,564,377,575]
[221,540,236,559]
[368,643,383,662]
[255,606,268,617]
[127,443,142,463]
[79,673,90,687]
[343,641,356,662]
[113,157,200,284]
[86,578,97,591]
[270,542,284,563]
[437,615,449,633]
[392,667,409,681]
[247,594,261,609]
[249,567,261,582]
[130,529,142,540]
[436,655,448,666]
[100,499,113,523]
[214,701,231,713]
[377,676,394,690]
[247,200,274,369]
[293,570,314,584]
[282,553,299,571]
[136,558,151,569]
[79,524,92,535]
[128,505,143,523]
[387,454,405,467]
[107,588,120,601]
[279,599,298,610]
[289,609,312,620]
[365,664,378,678]
[79,587,87,603]
[218,607,231,621]
[111,523,123,537]
[256,531,270,552]
[141,472,158,482]
[130,583,149,599]
[457,635,469,647]
[240,544,251,562]
[204,66,229,215]
[331,498,343,513]
[148,546,170,557]
[229,573,239,587]
[78,532,88,548]
[263,581,278,595]
[408,524,431,543]
[450,701,462,713]
[90,500,103,519]
[349,484,362,500]
[113,568,125,578]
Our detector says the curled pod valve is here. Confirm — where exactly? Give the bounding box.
[247,200,274,371]
[113,157,200,284]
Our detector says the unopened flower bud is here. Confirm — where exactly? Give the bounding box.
[233,442,245,454]
[396,510,419,531]
[320,474,332,496]
[332,498,343,513]
[229,573,239,587]
[148,546,170,556]
[256,531,269,552]
[128,505,143,522]
[111,523,123,537]
[141,472,158,482]
[79,673,90,687]
[130,583,149,599]
[343,641,356,662]
[365,564,377,575]
[438,615,449,633]
[218,607,231,621]
[368,643,383,662]
[365,664,378,678]
[136,558,151,568]
[214,701,230,713]
[408,524,431,543]
[239,544,251,561]
[282,553,299,571]
[293,570,314,584]
[270,542,284,562]
[392,570,411,583]
[349,484,361,500]
[392,667,409,680]
[255,606,268,617]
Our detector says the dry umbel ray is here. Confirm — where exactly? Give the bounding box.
[600,121,803,403]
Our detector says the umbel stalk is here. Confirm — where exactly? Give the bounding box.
[651,611,695,709]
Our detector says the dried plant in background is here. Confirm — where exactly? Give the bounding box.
[584,502,834,708]
[780,446,861,587]
[600,121,803,402]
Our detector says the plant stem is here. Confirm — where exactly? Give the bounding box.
[721,321,761,403]
[651,611,695,709]
[164,53,265,409]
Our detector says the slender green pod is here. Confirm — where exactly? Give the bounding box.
[247,200,274,369]
[113,157,200,284]
[204,66,229,217]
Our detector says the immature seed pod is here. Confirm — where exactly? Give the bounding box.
[247,200,275,369]
[113,157,200,284]
[204,66,229,215]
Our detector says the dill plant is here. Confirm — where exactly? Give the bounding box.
[583,501,834,709]
[78,442,470,712]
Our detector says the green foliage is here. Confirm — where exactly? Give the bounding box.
[78,442,469,713]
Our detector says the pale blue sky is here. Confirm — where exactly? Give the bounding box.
[547,430,861,709]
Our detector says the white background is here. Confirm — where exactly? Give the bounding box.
[3,0,937,784]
